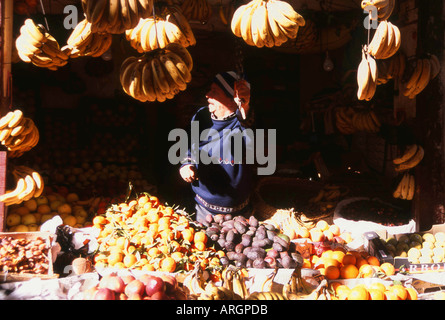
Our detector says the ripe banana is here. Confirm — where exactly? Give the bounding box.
[429,54,441,80]
[394,145,424,172]
[247,291,287,300]
[406,174,415,201]
[368,20,388,58]
[393,144,418,165]
[165,43,193,72]
[357,49,371,100]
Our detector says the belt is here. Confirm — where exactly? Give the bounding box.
[195,194,249,214]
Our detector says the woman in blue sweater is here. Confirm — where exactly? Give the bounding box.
[179,71,253,224]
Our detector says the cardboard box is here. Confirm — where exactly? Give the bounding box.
[367,224,445,274]
[0,231,58,283]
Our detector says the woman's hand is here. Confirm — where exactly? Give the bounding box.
[234,80,250,118]
[180,164,198,183]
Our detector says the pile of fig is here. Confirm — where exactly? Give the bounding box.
[203,214,303,269]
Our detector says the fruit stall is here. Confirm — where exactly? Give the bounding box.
[1,0,445,303]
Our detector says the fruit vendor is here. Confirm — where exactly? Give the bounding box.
[179,71,254,223]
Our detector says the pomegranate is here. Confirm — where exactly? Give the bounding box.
[125,279,146,297]
[94,288,116,300]
[145,276,165,297]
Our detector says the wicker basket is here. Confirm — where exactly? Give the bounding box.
[251,176,331,225]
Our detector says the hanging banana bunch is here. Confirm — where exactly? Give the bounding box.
[376,51,406,85]
[0,109,39,158]
[361,0,395,21]
[120,43,193,102]
[81,0,154,34]
[0,165,44,206]
[61,19,113,58]
[125,5,196,53]
[231,0,305,48]
[393,144,425,172]
[180,0,212,24]
[15,19,69,70]
[393,172,415,200]
[367,20,401,60]
[402,55,441,99]
[357,48,378,101]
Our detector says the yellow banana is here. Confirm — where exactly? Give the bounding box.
[231,1,256,38]
[240,2,257,46]
[165,43,193,71]
[357,49,371,100]
[0,111,15,130]
[141,60,157,102]
[271,0,305,27]
[23,19,47,43]
[0,177,26,205]
[406,174,415,201]
[394,145,425,172]
[368,20,388,58]
[393,144,418,165]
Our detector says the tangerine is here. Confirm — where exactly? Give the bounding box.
[340,264,359,279]
[342,253,357,266]
[358,264,375,278]
[123,254,138,268]
[324,265,340,280]
[335,285,351,299]
[380,262,395,276]
[160,257,177,273]
[108,252,124,266]
[406,287,418,300]
[368,282,387,293]
[347,286,369,300]
[389,285,408,300]
[331,250,345,264]
[194,231,208,244]
[384,291,400,300]
[316,219,330,231]
[367,255,381,266]
[368,288,385,300]
[355,257,368,269]
[181,228,194,242]
[194,241,206,251]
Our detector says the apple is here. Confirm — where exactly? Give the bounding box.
[99,274,126,293]
[125,279,145,297]
[145,276,165,297]
[160,275,178,294]
[94,288,115,300]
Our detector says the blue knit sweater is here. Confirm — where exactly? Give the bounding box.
[181,106,253,214]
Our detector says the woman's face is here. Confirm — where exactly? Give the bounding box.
[206,83,236,118]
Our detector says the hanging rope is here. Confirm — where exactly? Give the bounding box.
[38,0,50,31]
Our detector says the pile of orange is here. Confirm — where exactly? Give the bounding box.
[308,247,396,280]
[92,194,222,276]
[329,281,418,300]
[285,219,353,244]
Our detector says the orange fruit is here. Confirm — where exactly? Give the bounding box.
[148,247,161,258]
[324,265,340,280]
[107,252,124,266]
[317,257,339,269]
[368,288,385,300]
[347,286,369,300]
[380,262,395,276]
[93,215,107,226]
[297,226,310,239]
[336,286,351,300]
[123,254,138,268]
[368,282,386,293]
[137,195,150,206]
[194,241,206,251]
[321,250,334,259]
[160,257,177,273]
[171,251,185,262]
[331,250,345,264]
[342,253,357,266]
[406,287,418,300]
[355,257,368,269]
[329,224,341,236]
[181,228,194,242]
[329,281,342,292]
[384,290,400,300]
[367,255,381,266]
[340,264,359,279]
[358,264,375,278]
[389,285,408,300]
[309,228,324,242]
[316,219,330,231]
[194,231,208,244]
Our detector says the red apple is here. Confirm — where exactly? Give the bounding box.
[94,288,116,300]
[125,279,146,297]
[150,291,169,300]
[145,276,165,297]
[160,274,177,294]
[98,274,126,293]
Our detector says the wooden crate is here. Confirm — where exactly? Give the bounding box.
[0,231,58,283]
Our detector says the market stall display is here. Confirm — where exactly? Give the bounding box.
[2,0,445,303]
